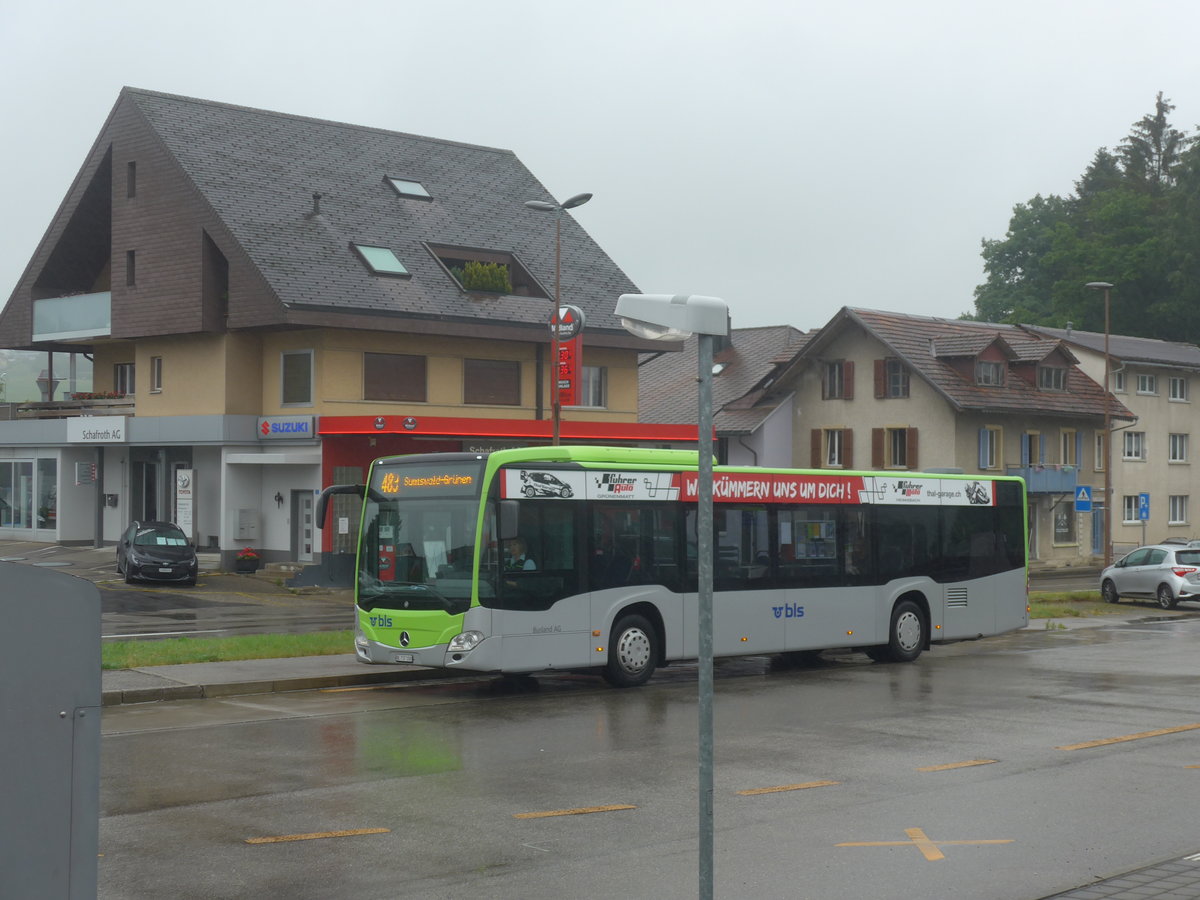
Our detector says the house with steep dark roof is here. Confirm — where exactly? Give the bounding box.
[636,325,809,466]
[0,88,690,564]
[1022,324,1200,556]
[783,307,1135,566]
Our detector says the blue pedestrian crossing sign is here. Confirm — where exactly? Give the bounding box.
[1074,486,1092,513]
[1139,492,1151,521]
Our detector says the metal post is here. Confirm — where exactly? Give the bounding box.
[1103,287,1112,566]
[551,211,562,446]
[697,332,715,900]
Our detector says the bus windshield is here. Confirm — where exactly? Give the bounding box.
[358,458,488,616]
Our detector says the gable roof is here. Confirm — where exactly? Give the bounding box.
[1019,324,1200,371]
[637,325,809,434]
[800,307,1133,421]
[1,87,652,348]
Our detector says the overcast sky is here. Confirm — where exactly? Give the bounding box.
[3,0,1199,335]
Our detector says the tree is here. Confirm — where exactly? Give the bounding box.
[971,93,1198,340]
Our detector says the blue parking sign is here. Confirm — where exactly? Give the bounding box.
[1074,486,1092,512]
[1138,492,1150,521]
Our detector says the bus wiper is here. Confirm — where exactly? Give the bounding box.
[358,581,468,614]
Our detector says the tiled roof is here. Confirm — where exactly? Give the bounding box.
[806,308,1133,421]
[124,88,639,334]
[932,334,1006,358]
[637,325,808,434]
[1020,324,1200,370]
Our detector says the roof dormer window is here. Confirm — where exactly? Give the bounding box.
[385,177,432,200]
[975,360,1004,386]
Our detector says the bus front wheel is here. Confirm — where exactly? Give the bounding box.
[867,599,925,663]
[603,614,657,688]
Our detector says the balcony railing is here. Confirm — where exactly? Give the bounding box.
[15,397,134,419]
[32,291,111,342]
[1005,463,1079,494]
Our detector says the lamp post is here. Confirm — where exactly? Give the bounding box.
[1086,281,1114,566]
[615,292,729,900]
[524,192,592,445]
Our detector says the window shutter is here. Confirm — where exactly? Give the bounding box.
[843,429,854,468]
[1038,433,1045,463]
[811,429,822,467]
[978,427,988,469]
[874,360,885,398]
[1020,436,1030,466]
[872,428,884,468]
[843,361,855,399]
[906,427,919,470]
[1075,432,1082,467]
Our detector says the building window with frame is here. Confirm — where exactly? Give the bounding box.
[1136,373,1158,395]
[127,161,136,199]
[1060,429,1077,466]
[823,360,853,399]
[363,352,426,402]
[125,250,136,287]
[1122,431,1146,461]
[1169,495,1189,525]
[573,365,607,408]
[1169,433,1189,463]
[149,356,162,393]
[874,358,909,398]
[825,429,844,467]
[872,426,916,469]
[975,360,1004,386]
[1170,376,1189,401]
[1094,432,1106,471]
[1112,370,1126,392]
[1037,365,1066,391]
[979,426,1002,470]
[114,362,135,396]
[1122,495,1140,523]
[464,358,520,405]
[281,349,313,406]
[1052,496,1077,544]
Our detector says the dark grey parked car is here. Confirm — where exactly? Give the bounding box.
[1100,543,1200,609]
[116,521,198,585]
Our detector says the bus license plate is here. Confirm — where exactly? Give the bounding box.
[392,653,414,664]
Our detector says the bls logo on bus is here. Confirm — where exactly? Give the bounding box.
[772,603,805,619]
[368,615,394,628]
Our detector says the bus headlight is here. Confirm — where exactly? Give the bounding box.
[448,631,484,652]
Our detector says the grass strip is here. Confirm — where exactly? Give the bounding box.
[102,630,353,670]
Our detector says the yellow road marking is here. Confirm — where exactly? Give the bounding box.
[837,826,1013,861]
[246,828,390,844]
[737,780,841,795]
[1056,723,1200,751]
[513,804,636,819]
[916,759,998,772]
[1185,765,1200,769]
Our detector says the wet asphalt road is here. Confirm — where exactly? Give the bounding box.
[96,617,1200,900]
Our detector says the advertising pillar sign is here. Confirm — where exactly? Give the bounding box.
[175,469,194,539]
[558,336,581,407]
[552,305,585,409]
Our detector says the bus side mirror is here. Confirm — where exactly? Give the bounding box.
[315,484,365,530]
[499,499,520,540]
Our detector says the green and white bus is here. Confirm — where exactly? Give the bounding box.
[318,445,1028,687]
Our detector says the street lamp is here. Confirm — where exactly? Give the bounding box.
[524,192,592,445]
[1086,281,1114,566]
[615,292,729,900]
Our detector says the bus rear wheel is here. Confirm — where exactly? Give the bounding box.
[867,599,925,663]
[603,614,657,688]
